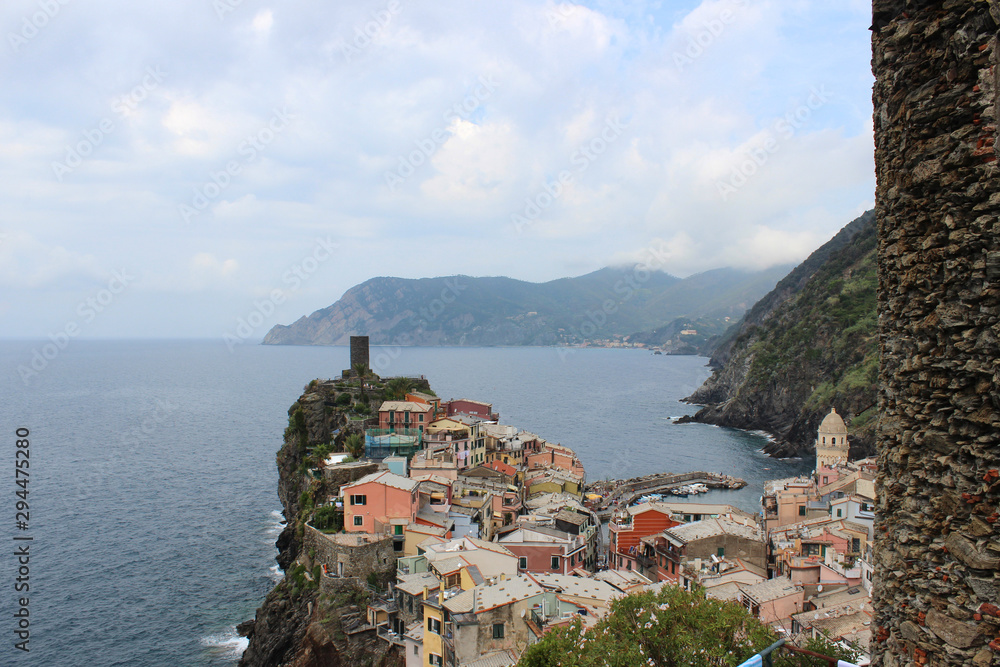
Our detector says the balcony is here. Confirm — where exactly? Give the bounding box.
[376,624,406,647]
[637,553,656,570]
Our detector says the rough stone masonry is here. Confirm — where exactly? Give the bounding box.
[872,1,1000,666]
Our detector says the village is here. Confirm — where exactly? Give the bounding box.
[300,348,876,667]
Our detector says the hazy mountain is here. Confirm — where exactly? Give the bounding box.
[262,265,785,347]
[683,210,877,457]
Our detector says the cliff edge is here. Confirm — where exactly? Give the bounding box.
[683,210,877,458]
[239,377,419,667]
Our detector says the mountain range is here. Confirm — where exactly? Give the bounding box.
[262,265,790,347]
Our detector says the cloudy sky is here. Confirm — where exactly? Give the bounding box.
[0,0,875,339]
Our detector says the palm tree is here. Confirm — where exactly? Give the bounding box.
[344,433,365,459]
[352,362,370,400]
[384,376,414,401]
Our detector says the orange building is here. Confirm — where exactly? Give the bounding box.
[608,503,680,572]
[342,471,419,544]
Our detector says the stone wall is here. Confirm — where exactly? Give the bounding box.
[872,2,1000,665]
[304,525,397,579]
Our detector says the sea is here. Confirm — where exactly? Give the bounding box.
[1,340,812,666]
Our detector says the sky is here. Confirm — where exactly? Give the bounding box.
[0,0,876,339]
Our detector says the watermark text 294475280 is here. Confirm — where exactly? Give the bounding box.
[13,427,32,653]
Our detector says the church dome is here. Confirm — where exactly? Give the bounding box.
[818,408,847,435]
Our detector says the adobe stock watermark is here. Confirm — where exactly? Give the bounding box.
[179,107,293,223]
[369,277,466,374]
[7,0,71,53]
[223,236,338,351]
[51,65,167,181]
[556,241,673,361]
[715,84,832,201]
[384,75,499,192]
[337,0,402,62]
[17,269,135,384]
[545,2,577,28]
[673,0,750,72]
[212,0,247,20]
[512,116,627,234]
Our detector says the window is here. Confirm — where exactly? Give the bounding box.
[353,516,364,526]
[717,547,725,558]
[413,645,419,655]
[822,477,829,485]
[798,506,807,516]
[492,623,505,639]
[351,495,367,506]
[551,556,560,569]
[836,509,843,518]
[429,654,443,667]
[394,525,403,536]
[518,557,527,569]
[389,410,395,423]
[419,414,424,422]
[427,617,441,634]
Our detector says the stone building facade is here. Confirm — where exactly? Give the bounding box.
[872,2,1000,665]
[304,525,396,579]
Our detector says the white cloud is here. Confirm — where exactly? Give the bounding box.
[0,0,876,336]
[252,9,274,34]
[0,232,105,289]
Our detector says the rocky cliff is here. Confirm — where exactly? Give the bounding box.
[683,210,877,458]
[239,377,422,667]
[261,266,786,347]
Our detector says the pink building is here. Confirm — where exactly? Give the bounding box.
[443,398,498,421]
[498,526,588,574]
[526,446,586,481]
[343,471,419,540]
[738,577,804,629]
[378,401,432,432]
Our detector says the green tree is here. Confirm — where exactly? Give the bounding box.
[344,433,365,459]
[518,586,855,667]
[384,376,414,401]
[312,505,343,532]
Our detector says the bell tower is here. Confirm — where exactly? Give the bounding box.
[815,407,849,468]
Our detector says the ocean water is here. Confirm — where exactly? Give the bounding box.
[0,341,811,666]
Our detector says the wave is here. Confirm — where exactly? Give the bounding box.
[201,627,249,662]
[269,563,284,582]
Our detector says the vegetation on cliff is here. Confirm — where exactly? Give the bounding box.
[240,374,425,667]
[685,210,877,458]
[261,266,787,347]
[519,585,857,667]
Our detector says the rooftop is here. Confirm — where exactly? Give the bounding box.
[444,575,544,614]
[527,573,620,602]
[396,571,440,596]
[741,577,803,604]
[379,401,432,413]
[344,470,417,492]
[462,650,520,667]
[666,517,763,543]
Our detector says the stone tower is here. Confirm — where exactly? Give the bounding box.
[872,2,1000,665]
[815,408,849,468]
[350,335,369,372]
